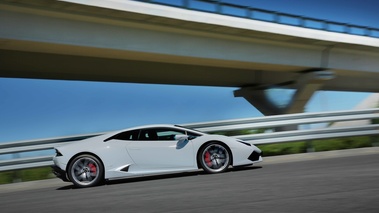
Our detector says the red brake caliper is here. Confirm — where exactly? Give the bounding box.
[89,163,97,173]
[204,151,213,167]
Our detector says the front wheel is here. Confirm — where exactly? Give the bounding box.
[67,154,104,188]
[198,142,231,173]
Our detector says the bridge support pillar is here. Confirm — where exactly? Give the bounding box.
[234,70,334,130]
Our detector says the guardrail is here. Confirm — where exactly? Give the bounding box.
[1,108,379,172]
[133,0,379,38]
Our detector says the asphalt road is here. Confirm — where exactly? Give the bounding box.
[1,148,379,213]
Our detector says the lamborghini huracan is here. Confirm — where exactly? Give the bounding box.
[52,124,262,187]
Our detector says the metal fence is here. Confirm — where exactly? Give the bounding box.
[134,0,379,38]
[1,108,379,172]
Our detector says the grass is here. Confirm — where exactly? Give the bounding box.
[258,141,308,156]
[0,167,54,184]
[257,135,375,157]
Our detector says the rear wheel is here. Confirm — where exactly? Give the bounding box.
[198,142,231,173]
[67,154,104,188]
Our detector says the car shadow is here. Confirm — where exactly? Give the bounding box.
[56,166,262,190]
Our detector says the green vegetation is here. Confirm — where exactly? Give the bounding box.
[0,167,54,184]
[257,135,375,156]
[372,118,379,124]
[212,129,266,136]
[258,141,307,156]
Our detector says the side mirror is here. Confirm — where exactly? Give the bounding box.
[175,135,189,149]
[174,134,189,141]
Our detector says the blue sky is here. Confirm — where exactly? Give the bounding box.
[1,0,378,143]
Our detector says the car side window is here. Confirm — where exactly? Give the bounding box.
[139,129,158,141]
[157,129,185,140]
[185,130,202,138]
[138,128,185,141]
[105,127,201,142]
[104,129,140,142]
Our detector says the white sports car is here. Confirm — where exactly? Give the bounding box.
[52,124,262,187]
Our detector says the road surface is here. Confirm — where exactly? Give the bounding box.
[1,148,378,213]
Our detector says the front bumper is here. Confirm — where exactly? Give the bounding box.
[51,165,70,182]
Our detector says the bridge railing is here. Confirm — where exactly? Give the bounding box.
[1,108,379,172]
[134,0,379,38]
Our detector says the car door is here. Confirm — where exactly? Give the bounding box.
[126,128,195,170]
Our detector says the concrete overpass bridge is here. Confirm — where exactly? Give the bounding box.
[1,0,379,115]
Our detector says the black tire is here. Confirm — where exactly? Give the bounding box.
[67,154,104,188]
[198,142,231,173]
